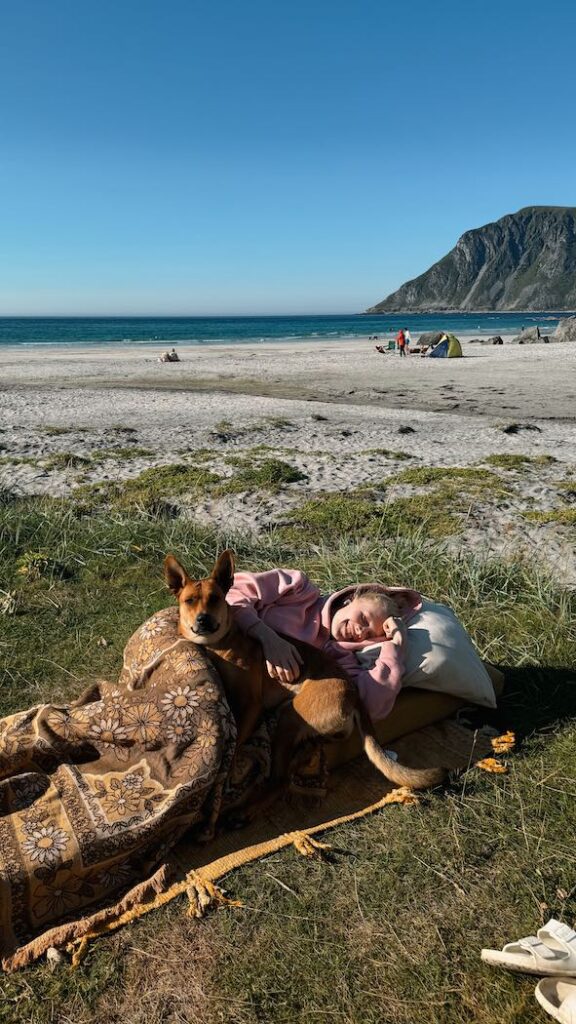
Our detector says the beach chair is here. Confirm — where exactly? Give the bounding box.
[388,340,396,350]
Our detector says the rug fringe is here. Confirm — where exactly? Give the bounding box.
[185,870,244,918]
[1,774,471,970]
[1,862,173,972]
[287,831,332,858]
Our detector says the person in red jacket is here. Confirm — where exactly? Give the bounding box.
[396,329,406,356]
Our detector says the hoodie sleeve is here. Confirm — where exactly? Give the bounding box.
[325,639,405,721]
[226,569,322,638]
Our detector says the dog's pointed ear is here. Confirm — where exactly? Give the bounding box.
[211,549,235,594]
[164,554,189,597]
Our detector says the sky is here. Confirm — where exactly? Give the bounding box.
[1,0,575,316]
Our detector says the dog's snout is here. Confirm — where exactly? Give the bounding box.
[194,612,217,634]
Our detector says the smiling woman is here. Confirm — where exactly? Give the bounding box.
[225,566,421,721]
[330,588,400,644]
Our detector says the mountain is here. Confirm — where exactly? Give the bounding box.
[367,206,576,312]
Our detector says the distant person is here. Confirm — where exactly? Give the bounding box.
[536,326,541,340]
[396,329,406,357]
[159,348,180,363]
[404,329,412,351]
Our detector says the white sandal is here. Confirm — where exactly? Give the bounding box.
[481,919,576,976]
[535,978,576,1023]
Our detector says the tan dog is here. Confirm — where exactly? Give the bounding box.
[164,550,445,819]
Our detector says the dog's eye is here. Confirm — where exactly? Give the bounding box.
[185,598,196,606]
[206,594,219,607]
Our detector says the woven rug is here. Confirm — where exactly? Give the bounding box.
[0,608,507,971]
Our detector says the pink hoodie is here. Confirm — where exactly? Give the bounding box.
[226,569,422,720]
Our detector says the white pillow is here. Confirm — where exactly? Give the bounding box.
[355,597,496,708]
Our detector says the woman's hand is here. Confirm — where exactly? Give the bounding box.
[382,615,406,648]
[248,622,303,683]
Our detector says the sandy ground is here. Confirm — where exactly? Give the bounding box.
[1,337,575,584]
[1,334,575,420]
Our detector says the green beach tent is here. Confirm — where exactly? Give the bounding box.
[428,333,463,358]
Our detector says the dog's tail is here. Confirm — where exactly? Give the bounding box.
[353,703,446,790]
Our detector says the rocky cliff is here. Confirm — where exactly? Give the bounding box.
[367,207,576,312]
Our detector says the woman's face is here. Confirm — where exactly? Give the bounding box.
[330,596,386,643]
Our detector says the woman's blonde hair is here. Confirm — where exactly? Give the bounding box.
[350,586,398,618]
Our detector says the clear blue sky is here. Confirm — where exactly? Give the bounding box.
[1,0,575,315]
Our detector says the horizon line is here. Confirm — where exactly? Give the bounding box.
[0,309,574,319]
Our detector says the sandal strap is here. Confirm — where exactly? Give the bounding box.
[517,936,562,961]
[539,919,576,958]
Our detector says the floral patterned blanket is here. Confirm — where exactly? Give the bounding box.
[0,607,243,971]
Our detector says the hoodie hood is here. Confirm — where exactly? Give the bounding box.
[321,583,422,652]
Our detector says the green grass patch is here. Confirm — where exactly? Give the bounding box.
[284,475,501,544]
[381,467,510,538]
[42,425,89,436]
[209,419,250,442]
[77,463,221,514]
[0,455,39,466]
[483,454,558,469]
[391,466,501,487]
[261,416,295,429]
[382,494,463,538]
[42,452,93,470]
[524,508,576,525]
[284,492,384,541]
[216,457,307,495]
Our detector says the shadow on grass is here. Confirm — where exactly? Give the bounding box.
[496,664,576,736]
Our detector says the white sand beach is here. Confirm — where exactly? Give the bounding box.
[1,337,575,583]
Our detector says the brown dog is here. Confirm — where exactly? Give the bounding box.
[164,550,445,818]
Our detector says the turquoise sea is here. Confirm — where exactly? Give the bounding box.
[0,312,570,348]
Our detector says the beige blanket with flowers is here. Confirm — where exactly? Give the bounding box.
[0,607,248,971]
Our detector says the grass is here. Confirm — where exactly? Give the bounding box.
[262,416,295,429]
[524,508,576,525]
[210,417,295,443]
[384,467,511,538]
[284,492,385,541]
[42,452,92,470]
[390,466,502,488]
[483,454,558,469]
[0,497,575,1023]
[76,463,221,514]
[0,456,39,467]
[43,425,90,436]
[283,475,505,544]
[215,458,307,495]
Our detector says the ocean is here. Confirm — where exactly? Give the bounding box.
[0,312,569,348]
